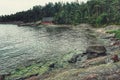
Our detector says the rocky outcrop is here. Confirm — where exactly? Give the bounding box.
[85,45,107,59]
[68,45,107,63]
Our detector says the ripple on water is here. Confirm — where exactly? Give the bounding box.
[0,24,89,74]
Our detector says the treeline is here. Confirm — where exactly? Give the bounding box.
[0,0,120,25]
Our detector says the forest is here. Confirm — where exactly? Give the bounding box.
[0,0,120,26]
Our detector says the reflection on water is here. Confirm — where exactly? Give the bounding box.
[0,24,88,73]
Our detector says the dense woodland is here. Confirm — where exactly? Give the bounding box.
[0,0,120,25]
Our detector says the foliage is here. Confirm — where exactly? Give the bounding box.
[96,13,108,25]
[0,0,120,25]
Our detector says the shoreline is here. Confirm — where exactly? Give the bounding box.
[0,24,120,80]
[0,21,74,28]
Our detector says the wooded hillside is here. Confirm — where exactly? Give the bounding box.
[0,0,120,25]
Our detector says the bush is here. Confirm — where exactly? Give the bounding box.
[96,13,108,25]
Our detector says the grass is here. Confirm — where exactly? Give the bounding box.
[106,29,120,39]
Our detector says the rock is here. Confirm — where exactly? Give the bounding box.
[83,74,98,80]
[86,45,106,54]
[105,25,120,31]
[103,34,115,39]
[86,45,107,59]
[106,74,120,80]
[0,75,5,80]
[111,54,119,62]
[68,45,107,63]
[49,63,55,68]
[68,54,82,63]
[25,76,39,80]
[16,73,39,80]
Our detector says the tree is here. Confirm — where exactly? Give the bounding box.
[0,0,120,25]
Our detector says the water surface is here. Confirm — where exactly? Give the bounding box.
[0,24,89,73]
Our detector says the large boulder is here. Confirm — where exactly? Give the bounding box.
[85,45,107,59]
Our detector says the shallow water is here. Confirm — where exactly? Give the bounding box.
[0,24,89,74]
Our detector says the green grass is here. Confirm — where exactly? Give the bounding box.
[106,29,120,39]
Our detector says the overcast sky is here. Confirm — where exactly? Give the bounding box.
[0,0,88,16]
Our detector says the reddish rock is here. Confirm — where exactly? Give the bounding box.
[111,54,119,62]
[0,75,5,80]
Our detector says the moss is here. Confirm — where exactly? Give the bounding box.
[5,50,80,80]
[5,62,50,80]
[62,51,76,61]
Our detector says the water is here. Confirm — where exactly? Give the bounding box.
[0,24,89,74]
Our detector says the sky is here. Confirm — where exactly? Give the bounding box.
[0,0,88,16]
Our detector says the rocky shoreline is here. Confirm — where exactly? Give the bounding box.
[1,24,120,80]
[30,25,120,80]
